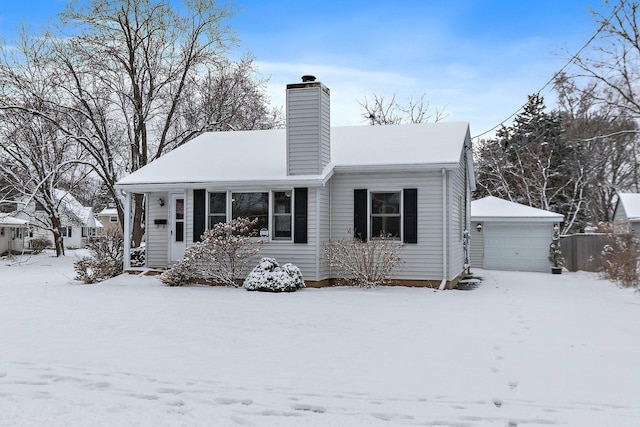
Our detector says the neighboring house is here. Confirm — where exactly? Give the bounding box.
[116,76,475,288]
[0,214,29,255]
[612,193,640,241]
[470,196,563,272]
[96,205,120,233]
[16,190,102,249]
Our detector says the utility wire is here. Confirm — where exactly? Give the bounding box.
[472,3,622,141]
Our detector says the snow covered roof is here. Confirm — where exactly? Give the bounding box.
[97,207,118,216]
[116,122,471,191]
[471,196,563,222]
[616,193,640,221]
[54,190,97,227]
[0,214,28,226]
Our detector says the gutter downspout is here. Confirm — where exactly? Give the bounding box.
[439,168,448,290]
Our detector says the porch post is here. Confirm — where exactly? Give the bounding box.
[123,191,132,270]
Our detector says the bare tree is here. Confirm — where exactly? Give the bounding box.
[1,0,282,251]
[359,93,446,125]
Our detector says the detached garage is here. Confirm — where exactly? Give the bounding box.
[470,196,563,272]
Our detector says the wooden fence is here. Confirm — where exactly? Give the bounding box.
[560,233,609,272]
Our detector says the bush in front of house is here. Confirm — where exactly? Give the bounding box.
[323,232,405,288]
[74,228,124,284]
[160,217,262,286]
[243,258,305,292]
[130,245,145,267]
[30,238,52,254]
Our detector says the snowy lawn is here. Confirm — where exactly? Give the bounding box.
[1,250,640,426]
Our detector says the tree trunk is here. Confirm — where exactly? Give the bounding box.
[50,215,65,257]
[132,194,145,248]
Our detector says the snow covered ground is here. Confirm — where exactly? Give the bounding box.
[1,250,640,426]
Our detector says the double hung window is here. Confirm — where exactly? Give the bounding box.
[370,191,401,239]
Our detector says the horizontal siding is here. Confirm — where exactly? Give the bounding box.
[286,85,330,176]
[330,171,446,281]
[146,191,169,268]
[318,184,331,279]
[470,222,483,268]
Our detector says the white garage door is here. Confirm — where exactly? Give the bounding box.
[483,223,552,272]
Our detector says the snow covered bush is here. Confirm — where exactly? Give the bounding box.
[598,227,639,287]
[130,245,145,267]
[323,233,405,287]
[160,217,262,287]
[243,258,305,292]
[30,238,51,254]
[74,228,124,284]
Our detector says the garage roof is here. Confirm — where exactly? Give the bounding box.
[616,193,640,220]
[471,196,563,222]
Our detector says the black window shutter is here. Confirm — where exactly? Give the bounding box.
[354,189,368,242]
[294,188,308,243]
[193,189,206,242]
[403,188,418,244]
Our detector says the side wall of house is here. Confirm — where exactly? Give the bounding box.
[146,191,169,268]
[329,170,445,282]
[448,153,469,281]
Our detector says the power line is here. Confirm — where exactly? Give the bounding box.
[471,3,622,141]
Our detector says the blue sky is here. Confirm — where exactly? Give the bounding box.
[0,0,604,138]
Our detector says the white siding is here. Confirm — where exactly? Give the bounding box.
[146,191,169,268]
[317,184,331,279]
[329,171,446,282]
[258,187,320,281]
[286,83,330,175]
[447,153,469,280]
[470,222,484,268]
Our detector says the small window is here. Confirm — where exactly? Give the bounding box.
[0,227,4,236]
[82,227,87,238]
[371,192,401,239]
[232,192,269,235]
[61,226,72,238]
[273,191,292,240]
[109,216,118,223]
[208,192,227,229]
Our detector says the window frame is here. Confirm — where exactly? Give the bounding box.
[369,190,403,241]
[206,189,295,241]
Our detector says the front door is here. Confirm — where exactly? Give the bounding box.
[169,193,186,262]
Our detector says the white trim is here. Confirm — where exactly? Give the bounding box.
[123,192,131,269]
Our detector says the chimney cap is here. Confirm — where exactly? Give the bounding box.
[301,75,316,82]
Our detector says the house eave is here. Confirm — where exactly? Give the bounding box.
[471,216,564,223]
[115,169,335,193]
[332,162,458,174]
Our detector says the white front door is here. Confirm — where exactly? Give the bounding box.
[169,193,186,262]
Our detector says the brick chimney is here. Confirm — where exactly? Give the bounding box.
[286,75,330,175]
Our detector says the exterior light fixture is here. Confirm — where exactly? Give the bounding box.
[158,197,165,207]
[476,223,482,232]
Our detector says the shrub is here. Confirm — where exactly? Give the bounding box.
[160,217,262,286]
[130,245,145,267]
[243,258,305,292]
[598,227,639,287]
[30,238,51,254]
[323,233,405,287]
[74,228,124,284]
[548,226,565,268]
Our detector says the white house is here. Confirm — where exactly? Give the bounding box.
[470,196,563,272]
[612,193,640,241]
[17,190,102,249]
[0,214,29,255]
[116,76,475,288]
